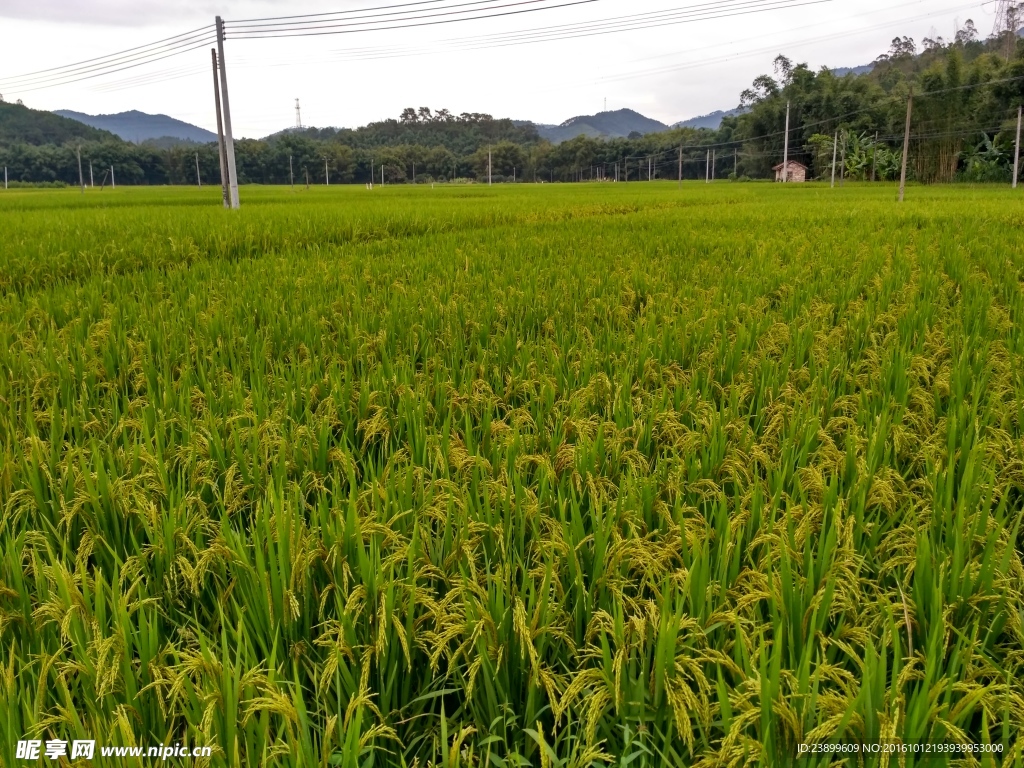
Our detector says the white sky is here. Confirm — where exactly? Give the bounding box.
[0,0,992,138]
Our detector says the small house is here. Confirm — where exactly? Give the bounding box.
[773,160,807,183]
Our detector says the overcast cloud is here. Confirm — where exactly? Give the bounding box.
[0,0,991,137]
[0,0,271,26]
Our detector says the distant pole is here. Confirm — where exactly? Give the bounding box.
[89,161,94,187]
[678,146,682,188]
[195,152,202,187]
[513,166,516,183]
[871,131,878,182]
[831,132,838,188]
[325,158,330,186]
[289,155,294,189]
[305,168,309,190]
[1013,104,1021,190]
[215,17,240,209]
[77,146,84,193]
[899,88,913,203]
[412,161,416,183]
[111,166,115,189]
[840,131,846,188]
[211,49,229,208]
[381,163,384,186]
[782,100,791,183]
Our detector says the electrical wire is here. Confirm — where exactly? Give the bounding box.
[217,0,859,67]
[0,27,215,92]
[639,73,1024,160]
[307,0,845,59]
[0,39,218,95]
[226,0,598,39]
[229,0,561,30]
[595,0,979,83]
[226,0,839,42]
[233,0,517,23]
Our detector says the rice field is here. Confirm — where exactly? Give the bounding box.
[1,182,1022,767]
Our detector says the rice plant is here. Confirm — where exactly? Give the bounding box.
[0,183,1022,766]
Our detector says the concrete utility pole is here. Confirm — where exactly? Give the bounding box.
[111,166,116,189]
[195,153,202,186]
[1014,104,1022,190]
[782,100,790,183]
[381,163,384,186]
[899,88,913,203]
[89,161,94,187]
[831,132,838,188]
[77,146,84,193]
[871,131,878,182]
[211,49,229,208]
[840,131,846,188]
[215,17,240,209]
[325,158,330,186]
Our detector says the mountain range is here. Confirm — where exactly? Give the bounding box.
[53,105,739,148]
[674,108,748,130]
[525,109,671,142]
[53,110,217,144]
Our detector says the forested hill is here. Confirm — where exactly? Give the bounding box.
[0,101,119,146]
[279,109,541,155]
[55,110,218,144]
[719,23,1024,182]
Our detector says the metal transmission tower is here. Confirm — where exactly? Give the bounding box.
[295,99,303,130]
[993,1,1022,58]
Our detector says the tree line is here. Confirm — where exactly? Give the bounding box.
[2,24,1022,186]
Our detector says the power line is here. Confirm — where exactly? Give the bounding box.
[309,0,848,60]
[613,86,1024,166]
[226,0,840,41]
[595,0,980,84]
[225,0,598,39]
[229,0,556,28]
[232,0,511,23]
[0,27,215,92]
